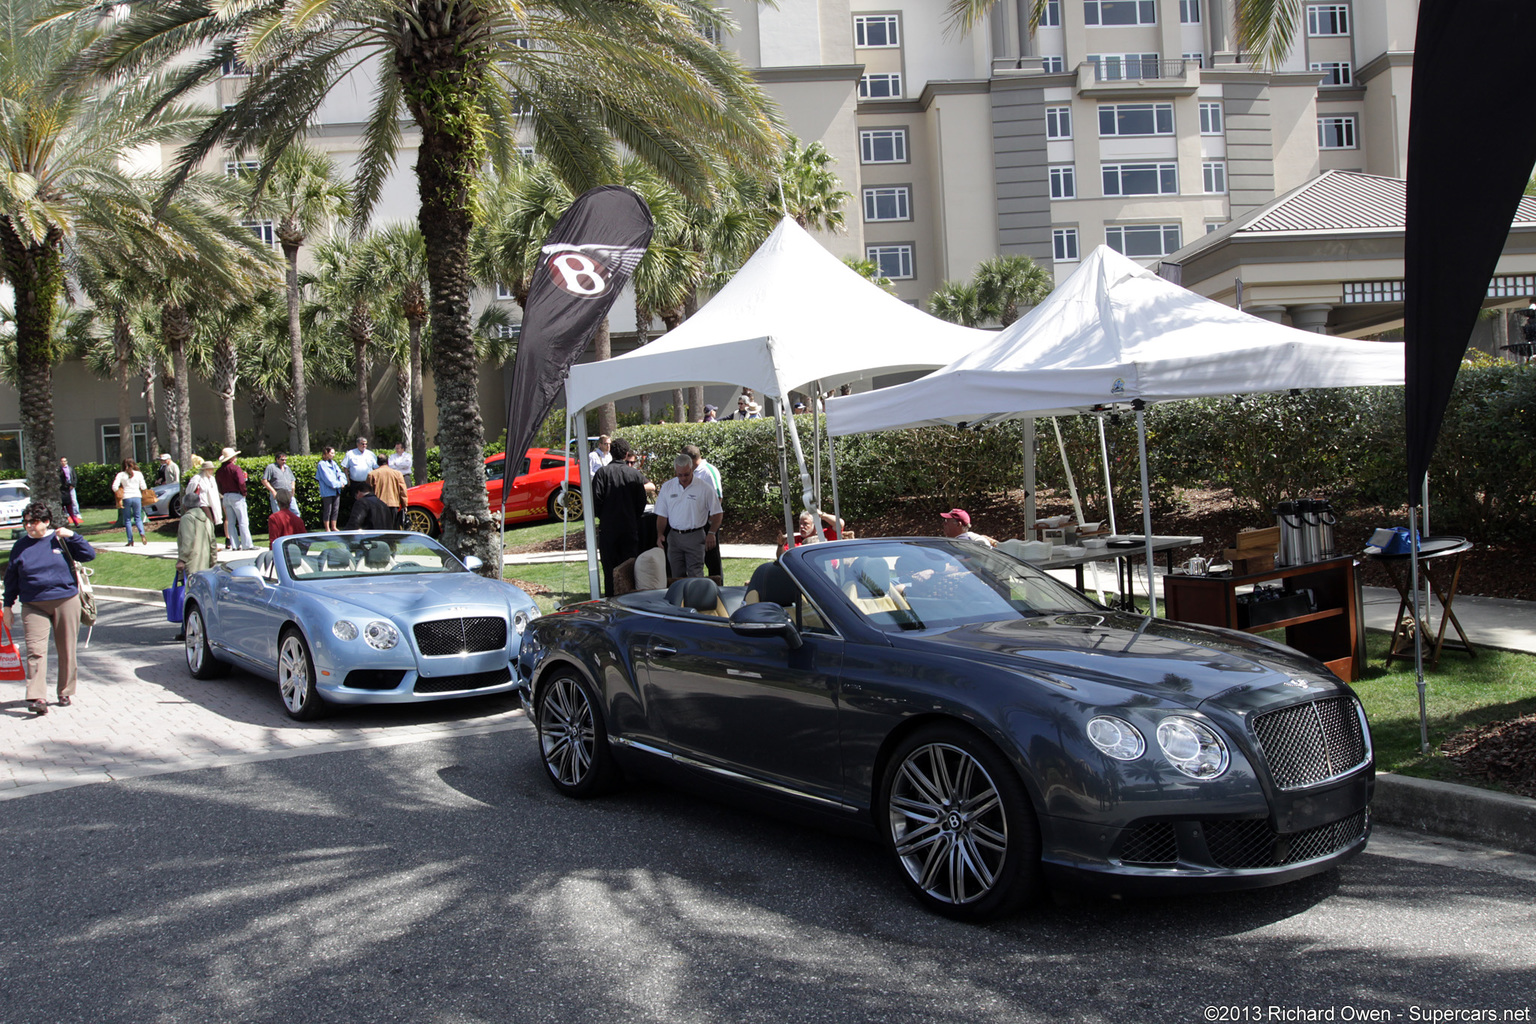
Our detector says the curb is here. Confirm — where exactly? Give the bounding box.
[1374,772,1536,856]
[95,585,162,605]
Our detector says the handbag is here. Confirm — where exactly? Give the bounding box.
[59,539,97,628]
[164,568,187,623]
[140,487,158,503]
[114,485,126,500]
[0,621,25,682]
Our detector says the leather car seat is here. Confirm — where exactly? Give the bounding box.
[665,576,728,617]
[843,559,912,616]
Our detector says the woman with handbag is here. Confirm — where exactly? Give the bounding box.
[2,502,96,715]
[111,459,150,546]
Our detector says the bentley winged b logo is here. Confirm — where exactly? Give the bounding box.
[540,242,646,299]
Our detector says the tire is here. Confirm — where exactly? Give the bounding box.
[404,506,438,536]
[547,487,583,523]
[184,603,230,679]
[168,494,182,519]
[879,725,1042,921]
[277,627,328,720]
[535,669,617,798]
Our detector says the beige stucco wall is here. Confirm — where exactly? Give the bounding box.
[923,88,999,284]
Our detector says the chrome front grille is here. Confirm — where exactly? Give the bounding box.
[413,616,507,656]
[414,666,513,694]
[1252,696,1369,790]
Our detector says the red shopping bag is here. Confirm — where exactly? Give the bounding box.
[0,622,25,682]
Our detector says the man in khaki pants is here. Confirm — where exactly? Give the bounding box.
[2,502,95,715]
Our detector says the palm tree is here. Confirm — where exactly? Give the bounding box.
[0,1,215,503]
[69,0,783,570]
[843,257,894,294]
[624,164,702,425]
[928,281,987,327]
[307,236,383,440]
[363,224,431,480]
[975,254,1051,327]
[247,145,351,455]
[770,138,852,234]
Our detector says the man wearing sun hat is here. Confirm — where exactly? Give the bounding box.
[215,446,254,550]
[157,451,180,486]
[940,508,995,547]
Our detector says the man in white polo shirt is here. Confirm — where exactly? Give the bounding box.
[653,453,723,579]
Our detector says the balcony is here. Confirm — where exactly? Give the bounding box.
[1078,57,1199,98]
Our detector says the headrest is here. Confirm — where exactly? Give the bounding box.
[363,541,391,567]
[322,548,350,569]
[745,561,799,606]
[851,559,894,595]
[666,576,721,613]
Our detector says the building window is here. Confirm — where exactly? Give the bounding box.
[515,145,536,161]
[1046,106,1073,139]
[221,56,251,77]
[859,73,903,100]
[1041,55,1065,72]
[1307,4,1350,35]
[495,281,515,300]
[855,14,900,47]
[1040,0,1062,27]
[1053,228,1080,262]
[223,160,259,177]
[1084,0,1156,26]
[1318,115,1358,149]
[1311,61,1353,86]
[863,186,911,222]
[1102,163,1178,196]
[1088,53,1163,80]
[1205,221,1224,234]
[1049,165,1077,199]
[867,244,914,280]
[1202,160,1227,194]
[860,128,909,163]
[1099,103,1174,137]
[494,323,522,339]
[100,422,148,465]
[0,428,22,472]
[1106,224,1183,258]
[1183,51,1204,68]
[1342,281,1404,303]
[242,220,276,247]
[1180,0,1200,23]
[1199,102,1224,135]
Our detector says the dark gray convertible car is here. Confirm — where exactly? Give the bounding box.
[517,538,1373,920]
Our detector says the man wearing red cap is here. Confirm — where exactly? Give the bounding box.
[940,508,996,547]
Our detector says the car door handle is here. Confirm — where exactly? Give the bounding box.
[649,644,678,657]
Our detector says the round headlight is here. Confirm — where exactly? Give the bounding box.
[363,620,399,650]
[1156,716,1229,779]
[513,610,530,636]
[332,620,359,641]
[1086,716,1145,760]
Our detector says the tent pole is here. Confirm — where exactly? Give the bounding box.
[577,407,600,600]
[774,404,798,545]
[781,392,822,540]
[1134,402,1156,618]
[824,397,844,538]
[1098,413,1118,536]
[1409,502,1429,754]
[812,382,823,514]
[1022,419,1036,530]
[1051,417,1085,525]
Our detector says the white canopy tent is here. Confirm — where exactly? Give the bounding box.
[824,246,1406,612]
[562,216,993,597]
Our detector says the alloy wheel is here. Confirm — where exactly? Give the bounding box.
[278,634,311,714]
[539,676,595,786]
[888,742,1010,906]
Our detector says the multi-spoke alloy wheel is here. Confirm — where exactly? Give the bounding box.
[277,629,326,720]
[881,727,1040,920]
[536,671,616,797]
[183,605,229,679]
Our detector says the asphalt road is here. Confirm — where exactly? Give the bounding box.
[3,723,1535,1024]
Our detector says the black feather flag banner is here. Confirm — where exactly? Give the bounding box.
[501,185,653,509]
[1404,0,1536,500]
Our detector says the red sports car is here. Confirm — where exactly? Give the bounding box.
[403,448,581,536]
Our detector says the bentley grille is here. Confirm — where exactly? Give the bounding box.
[1252,696,1368,790]
[1119,821,1179,865]
[1204,810,1368,869]
[413,616,508,656]
[414,666,513,694]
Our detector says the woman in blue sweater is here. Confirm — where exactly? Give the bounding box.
[3,502,96,715]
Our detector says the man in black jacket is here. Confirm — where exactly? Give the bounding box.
[345,480,397,532]
[592,438,649,596]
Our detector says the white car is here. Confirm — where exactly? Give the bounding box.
[0,480,30,527]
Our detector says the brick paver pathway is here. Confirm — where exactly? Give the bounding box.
[0,597,529,801]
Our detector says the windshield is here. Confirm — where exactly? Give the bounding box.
[0,482,29,502]
[798,539,1099,632]
[281,533,469,580]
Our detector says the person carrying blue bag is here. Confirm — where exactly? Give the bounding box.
[171,488,218,641]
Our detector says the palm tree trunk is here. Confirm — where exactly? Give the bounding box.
[592,316,616,435]
[689,386,704,423]
[396,363,412,451]
[404,36,497,572]
[2,229,64,505]
[162,363,181,461]
[635,302,651,424]
[350,299,373,440]
[283,239,310,454]
[142,359,161,461]
[162,302,195,472]
[114,306,135,464]
[213,329,239,447]
[409,313,426,490]
[250,393,268,454]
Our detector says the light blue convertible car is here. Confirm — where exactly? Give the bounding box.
[182,531,539,719]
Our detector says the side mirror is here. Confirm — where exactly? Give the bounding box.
[229,564,264,587]
[729,601,803,650]
[462,555,484,571]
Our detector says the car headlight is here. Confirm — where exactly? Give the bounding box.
[1086,716,1145,760]
[332,620,359,641]
[1156,716,1229,779]
[513,610,530,636]
[364,620,399,650]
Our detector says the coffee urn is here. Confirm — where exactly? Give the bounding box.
[1312,498,1337,559]
[1275,501,1308,566]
